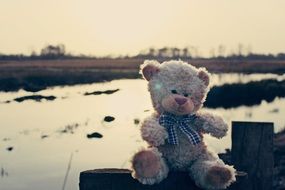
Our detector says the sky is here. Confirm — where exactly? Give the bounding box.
[1,0,285,57]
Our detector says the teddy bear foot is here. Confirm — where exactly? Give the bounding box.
[204,165,235,189]
[131,148,169,185]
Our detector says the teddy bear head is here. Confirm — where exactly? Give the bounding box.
[141,60,210,115]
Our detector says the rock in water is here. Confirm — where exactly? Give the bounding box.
[14,95,56,103]
[104,116,115,122]
[87,132,103,139]
[6,147,13,151]
[84,89,120,96]
[134,119,140,125]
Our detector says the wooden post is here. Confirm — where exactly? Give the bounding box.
[231,121,274,190]
[79,121,274,190]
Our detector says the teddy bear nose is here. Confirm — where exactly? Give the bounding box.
[175,97,187,105]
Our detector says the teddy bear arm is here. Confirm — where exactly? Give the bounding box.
[140,116,168,146]
[195,112,228,138]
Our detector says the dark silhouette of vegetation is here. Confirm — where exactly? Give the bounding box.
[40,44,65,59]
[135,46,285,61]
[1,44,285,61]
[134,47,193,59]
[205,79,285,108]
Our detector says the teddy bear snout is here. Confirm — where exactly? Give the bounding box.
[174,97,187,105]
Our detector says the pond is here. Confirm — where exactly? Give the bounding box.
[0,73,285,190]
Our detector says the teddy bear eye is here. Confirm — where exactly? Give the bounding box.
[184,92,192,97]
[171,90,178,94]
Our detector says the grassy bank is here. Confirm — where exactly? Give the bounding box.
[205,79,285,108]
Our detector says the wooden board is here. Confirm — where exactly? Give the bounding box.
[232,121,274,190]
[80,168,202,190]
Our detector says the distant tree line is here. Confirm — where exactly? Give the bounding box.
[134,46,285,61]
[1,44,285,61]
[0,44,77,61]
[134,47,192,59]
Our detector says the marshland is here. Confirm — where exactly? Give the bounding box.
[1,0,285,189]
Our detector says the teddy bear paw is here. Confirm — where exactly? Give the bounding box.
[141,119,168,146]
[204,165,235,189]
[213,127,228,139]
[131,149,168,185]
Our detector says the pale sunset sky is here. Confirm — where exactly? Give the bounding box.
[0,0,285,57]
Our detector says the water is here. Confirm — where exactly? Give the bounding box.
[0,73,284,190]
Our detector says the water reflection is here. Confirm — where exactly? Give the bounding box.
[0,73,284,190]
[1,167,9,178]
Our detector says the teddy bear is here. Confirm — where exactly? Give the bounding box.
[131,60,236,189]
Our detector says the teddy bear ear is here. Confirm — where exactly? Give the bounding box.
[198,68,210,86]
[140,60,160,81]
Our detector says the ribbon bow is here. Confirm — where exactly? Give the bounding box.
[159,112,201,145]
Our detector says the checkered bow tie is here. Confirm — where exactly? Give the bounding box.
[159,112,201,145]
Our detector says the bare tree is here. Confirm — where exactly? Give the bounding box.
[158,47,171,58]
[182,47,190,58]
[171,47,180,58]
[40,44,66,59]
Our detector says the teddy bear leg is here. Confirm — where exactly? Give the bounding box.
[131,147,169,185]
[189,152,236,189]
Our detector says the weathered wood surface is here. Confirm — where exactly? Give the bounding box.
[80,169,202,190]
[232,121,274,190]
[80,121,274,190]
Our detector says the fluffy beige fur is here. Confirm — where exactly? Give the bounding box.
[131,60,236,189]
